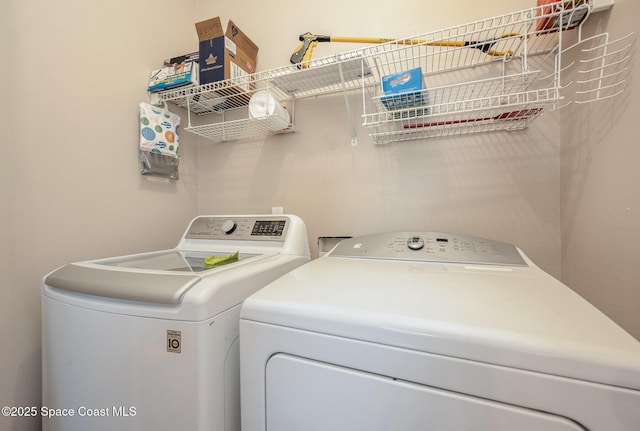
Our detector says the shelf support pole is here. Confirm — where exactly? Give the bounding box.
[185,93,193,129]
[337,63,358,146]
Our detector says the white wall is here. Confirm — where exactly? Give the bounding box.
[194,0,562,274]
[561,0,640,337]
[197,96,561,270]
[1,1,199,430]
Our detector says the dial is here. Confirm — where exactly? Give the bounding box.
[221,219,237,235]
[407,236,424,250]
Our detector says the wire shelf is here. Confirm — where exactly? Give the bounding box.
[265,52,375,98]
[151,78,290,116]
[150,74,295,142]
[148,0,631,144]
[368,96,551,144]
[364,71,559,143]
[185,116,294,143]
[360,0,592,143]
[370,110,545,145]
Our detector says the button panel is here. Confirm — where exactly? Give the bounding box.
[185,216,289,241]
[330,232,527,266]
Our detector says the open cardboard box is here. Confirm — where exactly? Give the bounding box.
[195,17,259,107]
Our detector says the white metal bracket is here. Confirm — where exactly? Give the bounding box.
[591,0,613,13]
[337,62,358,146]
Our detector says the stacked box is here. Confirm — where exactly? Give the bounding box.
[148,60,198,93]
[195,17,259,95]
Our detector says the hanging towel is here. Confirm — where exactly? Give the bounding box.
[139,102,180,179]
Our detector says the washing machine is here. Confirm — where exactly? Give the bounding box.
[41,214,310,431]
[240,231,640,431]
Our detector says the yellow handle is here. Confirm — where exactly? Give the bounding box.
[329,36,398,44]
[292,32,519,65]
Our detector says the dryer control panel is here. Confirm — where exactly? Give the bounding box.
[329,232,527,266]
[185,216,289,241]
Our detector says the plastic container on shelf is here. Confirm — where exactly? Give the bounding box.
[248,90,290,131]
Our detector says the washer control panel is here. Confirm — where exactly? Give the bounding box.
[185,216,289,241]
[330,232,527,266]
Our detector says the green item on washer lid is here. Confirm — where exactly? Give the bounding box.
[204,251,239,267]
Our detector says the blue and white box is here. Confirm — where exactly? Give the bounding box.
[148,61,198,93]
[380,67,426,111]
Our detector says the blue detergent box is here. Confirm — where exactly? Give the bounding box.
[380,67,426,111]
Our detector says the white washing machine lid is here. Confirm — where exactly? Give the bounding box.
[45,250,270,305]
[98,249,259,273]
[43,214,310,306]
[241,233,640,391]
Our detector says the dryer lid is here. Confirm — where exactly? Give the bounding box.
[242,248,640,391]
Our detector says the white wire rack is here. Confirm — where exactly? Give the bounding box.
[150,0,632,144]
[367,72,555,144]
[360,0,593,143]
[184,115,294,143]
[150,77,295,142]
[558,31,635,107]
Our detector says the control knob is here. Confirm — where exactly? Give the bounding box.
[221,219,237,235]
[407,236,424,250]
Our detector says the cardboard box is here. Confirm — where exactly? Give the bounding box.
[164,52,199,67]
[148,61,198,93]
[380,67,427,111]
[195,17,259,95]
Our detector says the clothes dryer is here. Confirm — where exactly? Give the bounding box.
[240,232,640,431]
[42,214,310,431]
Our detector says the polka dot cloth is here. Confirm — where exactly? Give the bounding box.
[139,102,180,157]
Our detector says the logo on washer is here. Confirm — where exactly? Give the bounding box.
[167,330,181,353]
